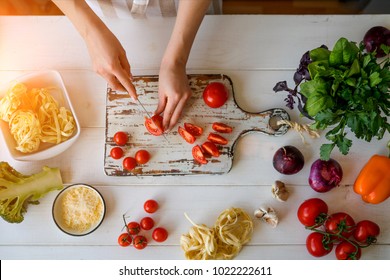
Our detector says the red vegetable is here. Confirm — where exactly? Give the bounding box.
[203,82,228,108]
[273,145,304,175]
[363,26,390,58]
[308,158,343,193]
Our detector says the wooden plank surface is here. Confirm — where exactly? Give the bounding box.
[104,74,290,176]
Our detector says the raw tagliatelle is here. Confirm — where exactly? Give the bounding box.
[0,82,76,153]
[180,207,254,260]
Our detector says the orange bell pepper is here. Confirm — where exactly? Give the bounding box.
[354,154,390,204]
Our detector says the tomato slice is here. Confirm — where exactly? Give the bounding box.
[201,141,220,157]
[192,145,208,164]
[184,123,203,137]
[207,133,228,145]
[178,126,196,144]
[145,115,164,136]
[212,122,233,133]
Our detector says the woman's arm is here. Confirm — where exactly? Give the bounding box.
[52,0,137,99]
[156,0,212,131]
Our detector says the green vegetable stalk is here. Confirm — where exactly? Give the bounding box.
[274,37,390,160]
[0,162,63,223]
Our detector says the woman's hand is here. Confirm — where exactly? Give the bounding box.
[155,60,192,132]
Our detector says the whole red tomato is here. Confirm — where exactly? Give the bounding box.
[325,212,355,239]
[126,221,141,235]
[306,232,333,257]
[144,199,159,213]
[135,149,150,165]
[353,220,380,245]
[335,241,361,260]
[110,147,124,160]
[152,227,168,242]
[133,235,148,250]
[123,157,137,171]
[118,233,132,247]
[140,217,155,230]
[113,131,128,146]
[297,198,328,227]
[203,82,228,108]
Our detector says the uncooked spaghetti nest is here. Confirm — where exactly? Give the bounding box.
[180,207,253,260]
[0,82,76,153]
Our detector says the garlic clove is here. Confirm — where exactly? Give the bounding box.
[271,180,289,202]
[254,206,279,228]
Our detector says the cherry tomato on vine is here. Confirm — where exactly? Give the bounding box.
[335,241,361,260]
[203,82,228,108]
[133,235,148,250]
[353,220,380,245]
[110,147,124,159]
[184,123,203,137]
[325,212,355,239]
[212,122,233,133]
[178,126,196,144]
[144,199,159,213]
[207,133,228,145]
[123,157,137,171]
[145,115,164,136]
[192,145,208,164]
[306,232,333,257]
[118,233,132,247]
[113,131,128,146]
[152,227,168,242]
[297,198,328,227]
[140,217,155,230]
[126,221,141,235]
[135,149,151,164]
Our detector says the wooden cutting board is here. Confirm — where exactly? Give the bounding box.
[104,74,290,176]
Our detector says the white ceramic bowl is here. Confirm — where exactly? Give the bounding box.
[0,70,80,161]
[52,184,106,236]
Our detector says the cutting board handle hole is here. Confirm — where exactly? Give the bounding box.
[269,115,284,131]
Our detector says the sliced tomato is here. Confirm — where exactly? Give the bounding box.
[212,122,233,133]
[184,123,203,137]
[201,141,220,157]
[145,114,164,136]
[192,145,208,164]
[207,133,228,145]
[178,126,196,144]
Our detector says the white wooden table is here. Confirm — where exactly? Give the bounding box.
[0,14,389,260]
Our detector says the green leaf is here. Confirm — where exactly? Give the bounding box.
[347,59,360,77]
[369,72,382,87]
[335,135,352,155]
[310,47,331,61]
[320,143,335,161]
[329,38,359,66]
[304,93,334,117]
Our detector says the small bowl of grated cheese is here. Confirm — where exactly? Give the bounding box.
[52,184,106,236]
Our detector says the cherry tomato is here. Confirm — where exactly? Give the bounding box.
[123,157,137,171]
[184,123,203,137]
[110,147,124,159]
[325,212,355,239]
[207,133,228,145]
[113,131,128,146]
[133,235,148,250]
[192,145,208,164]
[178,126,196,144]
[353,220,380,245]
[118,233,132,247]
[203,82,228,108]
[201,141,220,157]
[140,217,155,230]
[144,199,159,213]
[152,227,168,242]
[297,198,328,227]
[126,221,141,235]
[212,122,233,133]
[306,232,333,257]
[335,241,361,260]
[135,149,151,164]
[145,115,164,136]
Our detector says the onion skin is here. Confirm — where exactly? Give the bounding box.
[273,145,304,175]
[363,26,390,58]
[308,159,343,193]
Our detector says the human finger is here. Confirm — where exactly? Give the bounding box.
[166,97,188,131]
[103,73,126,92]
[114,67,137,100]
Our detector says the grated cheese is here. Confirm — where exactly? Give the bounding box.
[61,186,103,233]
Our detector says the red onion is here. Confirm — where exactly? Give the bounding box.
[273,145,304,175]
[363,26,390,58]
[308,158,343,193]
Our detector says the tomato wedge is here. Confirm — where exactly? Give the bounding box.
[145,115,164,136]
[184,123,203,137]
[201,141,220,157]
[212,122,233,133]
[207,133,228,145]
[192,145,208,164]
[178,126,196,144]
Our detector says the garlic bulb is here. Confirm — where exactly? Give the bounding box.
[271,180,289,202]
[254,206,279,228]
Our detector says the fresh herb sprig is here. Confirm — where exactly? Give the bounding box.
[274,38,390,160]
